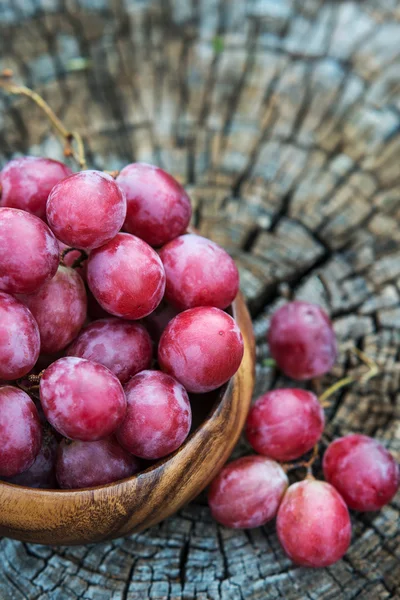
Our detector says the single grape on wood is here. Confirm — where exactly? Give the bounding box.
[276,480,352,567]
[268,301,337,380]
[323,434,400,512]
[246,388,325,461]
[208,455,288,528]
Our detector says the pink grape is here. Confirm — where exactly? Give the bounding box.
[3,426,58,489]
[19,265,87,354]
[0,207,59,294]
[117,370,191,460]
[40,357,127,441]
[246,389,325,461]
[67,318,152,384]
[117,163,191,247]
[56,437,141,489]
[46,170,127,250]
[323,434,400,512]
[0,156,72,220]
[0,386,42,477]
[0,292,40,380]
[144,300,179,344]
[268,301,337,380]
[276,480,352,567]
[57,240,88,282]
[87,233,165,320]
[208,456,288,528]
[159,234,239,310]
[158,307,244,393]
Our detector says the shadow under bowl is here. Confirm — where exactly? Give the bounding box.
[0,293,255,545]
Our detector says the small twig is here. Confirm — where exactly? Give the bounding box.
[15,373,43,399]
[104,170,120,179]
[318,346,379,408]
[319,376,355,408]
[0,70,87,170]
[282,444,319,478]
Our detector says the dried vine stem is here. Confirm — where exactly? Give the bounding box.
[319,347,379,408]
[282,444,319,477]
[0,70,87,170]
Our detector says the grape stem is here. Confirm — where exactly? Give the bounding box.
[104,170,120,179]
[318,346,379,408]
[15,372,44,400]
[0,70,87,170]
[282,444,319,477]
[60,247,89,269]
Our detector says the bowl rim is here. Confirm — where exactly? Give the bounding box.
[0,297,241,497]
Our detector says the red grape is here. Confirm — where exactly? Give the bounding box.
[323,434,400,512]
[0,207,59,294]
[19,265,87,354]
[57,240,88,282]
[0,156,72,220]
[0,386,42,477]
[116,163,191,247]
[40,357,127,441]
[268,301,337,380]
[159,234,239,310]
[87,233,165,320]
[117,370,191,459]
[0,292,40,380]
[46,170,127,250]
[158,307,244,393]
[56,437,141,489]
[246,389,325,461]
[67,318,152,384]
[208,456,288,528]
[3,426,58,489]
[276,480,352,567]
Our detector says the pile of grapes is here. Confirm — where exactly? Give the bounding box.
[208,301,400,567]
[0,158,243,490]
[0,151,398,569]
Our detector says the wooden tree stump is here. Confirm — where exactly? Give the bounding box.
[1,1,399,598]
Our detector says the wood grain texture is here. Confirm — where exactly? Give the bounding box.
[0,295,255,546]
[0,0,399,598]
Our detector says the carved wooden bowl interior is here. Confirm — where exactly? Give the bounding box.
[0,294,255,546]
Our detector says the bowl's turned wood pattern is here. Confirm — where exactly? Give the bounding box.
[0,0,399,598]
[0,295,255,546]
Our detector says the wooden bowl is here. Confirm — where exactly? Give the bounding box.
[0,294,255,545]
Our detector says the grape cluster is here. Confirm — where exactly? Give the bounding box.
[0,157,243,490]
[209,301,400,568]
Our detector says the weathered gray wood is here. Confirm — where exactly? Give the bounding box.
[0,0,399,598]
